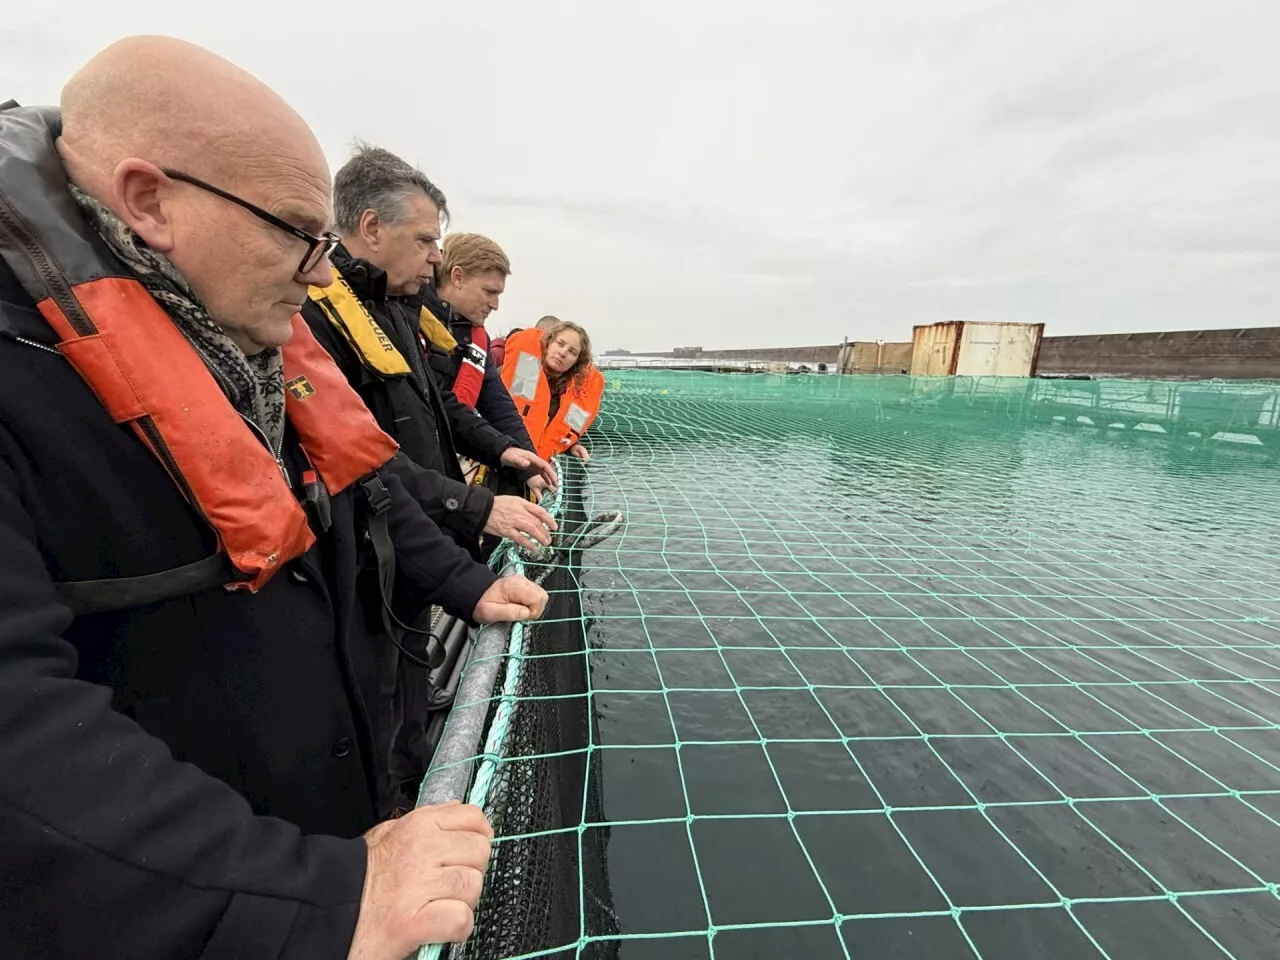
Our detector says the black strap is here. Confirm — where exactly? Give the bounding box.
[54,552,232,616]
[359,474,445,670]
[361,474,397,628]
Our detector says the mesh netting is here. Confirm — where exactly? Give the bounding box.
[428,469,619,960]
[443,372,1280,960]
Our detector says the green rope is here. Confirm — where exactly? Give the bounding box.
[418,487,564,960]
[430,372,1280,959]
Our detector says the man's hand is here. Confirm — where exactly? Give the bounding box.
[484,496,557,549]
[526,475,549,497]
[473,575,548,624]
[500,447,559,491]
[348,802,494,959]
[568,443,591,463]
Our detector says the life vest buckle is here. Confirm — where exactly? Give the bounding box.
[357,473,393,516]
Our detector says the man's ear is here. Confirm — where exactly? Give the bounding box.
[113,159,175,253]
[358,208,383,249]
[450,265,465,287]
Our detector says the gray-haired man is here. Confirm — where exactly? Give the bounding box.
[301,144,557,811]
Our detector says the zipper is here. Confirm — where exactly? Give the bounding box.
[0,191,96,336]
[239,413,289,486]
[136,416,202,510]
[13,335,60,356]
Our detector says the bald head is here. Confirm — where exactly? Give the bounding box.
[60,36,325,197]
[56,37,335,354]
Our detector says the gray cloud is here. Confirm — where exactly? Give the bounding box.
[3,0,1278,352]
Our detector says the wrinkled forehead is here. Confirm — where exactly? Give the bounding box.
[259,178,333,236]
[217,135,334,234]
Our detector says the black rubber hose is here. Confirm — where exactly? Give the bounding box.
[424,632,474,749]
[428,615,468,690]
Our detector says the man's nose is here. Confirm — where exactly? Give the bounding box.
[427,248,443,265]
[300,258,334,289]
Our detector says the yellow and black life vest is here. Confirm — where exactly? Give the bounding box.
[307,274,412,378]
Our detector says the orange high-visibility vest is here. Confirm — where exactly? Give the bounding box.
[501,328,604,460]
[0,105,399,593]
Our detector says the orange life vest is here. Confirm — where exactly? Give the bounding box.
[501,327,604,460]
[0,105,399,594]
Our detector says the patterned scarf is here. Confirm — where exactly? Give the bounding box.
[71,186,287,454]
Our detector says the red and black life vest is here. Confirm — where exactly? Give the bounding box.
[452,324,488,408]
[0,105,399,601]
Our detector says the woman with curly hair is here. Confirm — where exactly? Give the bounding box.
[501,318,604,463]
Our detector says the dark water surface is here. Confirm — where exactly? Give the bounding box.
[568,377,1280,960]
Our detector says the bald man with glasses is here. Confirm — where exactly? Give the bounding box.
[0,36,541,959]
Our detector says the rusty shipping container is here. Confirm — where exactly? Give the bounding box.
[909,321,1044,377]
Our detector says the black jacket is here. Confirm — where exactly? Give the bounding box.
[420,283,535,452]
[0,256,496,959]
[307,248,527,504]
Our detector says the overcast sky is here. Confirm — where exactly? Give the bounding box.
[4,0,1278,352]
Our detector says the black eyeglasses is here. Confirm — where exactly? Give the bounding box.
[162,168,340,275]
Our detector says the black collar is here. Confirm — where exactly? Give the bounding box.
[330,243,388,305]
[421,283,477,331]
[0,258,56,345]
